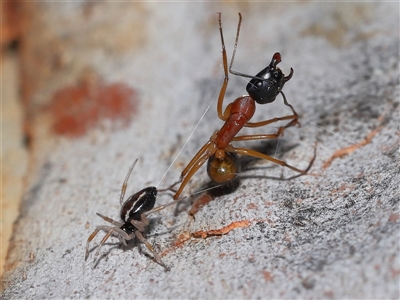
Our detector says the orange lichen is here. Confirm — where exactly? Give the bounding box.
[48,76,139,137]
[173,231,192,247]
[160,217,280,259]
[188,193,214,216]
[388,213,399,222]
[322,125,383,169]
[192,220,251,239]
[247,202,258,210]
[261,270,273,282]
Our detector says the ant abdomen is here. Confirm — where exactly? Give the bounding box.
[206,152,241,196]
[207,152,240,184]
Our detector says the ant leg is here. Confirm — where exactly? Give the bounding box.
[151,181,192,215]
[174,152,211,200]
[146,195,188,216]
[173,140,214,199]
[280,143,317,180]
[228,13,242,73]
[181,140,213,179]
[233,111,300,141]
[232,130,286,142]
[278,90,300,128]
[244,115,298,128]
[228,13,254,80]
[119,159,139,206]
[234,97,301,141]
[233,146,316,175]
[216,13,231,121]
[96,213,124,227]
[134,230,167,269]
[158,180,181,194]
[245,92,299,128]
[174,140,215,200]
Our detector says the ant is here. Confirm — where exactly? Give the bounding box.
[85,159,179,269]
[173,13,315,200]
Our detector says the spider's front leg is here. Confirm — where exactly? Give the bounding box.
[131,219,168,270]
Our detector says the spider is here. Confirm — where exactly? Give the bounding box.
[85,159,177,269]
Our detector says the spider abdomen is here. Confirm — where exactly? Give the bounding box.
[120,186,157,222]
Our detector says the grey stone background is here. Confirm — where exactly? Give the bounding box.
[1,2,399,299]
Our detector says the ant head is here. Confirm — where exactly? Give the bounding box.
[246,52,293,104]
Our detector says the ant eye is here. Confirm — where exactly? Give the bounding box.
[256,81,262,87]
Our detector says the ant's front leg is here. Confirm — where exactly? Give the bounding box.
[245,91,299,130]
[216,13,231,121]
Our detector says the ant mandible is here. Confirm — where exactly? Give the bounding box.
[173,13,314,200]
[85,159,178,269]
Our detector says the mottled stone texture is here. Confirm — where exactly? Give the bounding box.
[1,2,399,299]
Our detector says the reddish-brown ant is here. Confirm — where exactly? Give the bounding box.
[173,13,315,200]
[85,159,179,269]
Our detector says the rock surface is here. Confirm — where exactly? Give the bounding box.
[1,2,399,299]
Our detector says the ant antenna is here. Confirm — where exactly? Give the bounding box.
[228,13,266,82]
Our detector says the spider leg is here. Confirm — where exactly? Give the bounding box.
[85,225,113,260]
[93,227,114,261]
[134,230,167,270]
[96,213,124,227]
[129,216,167,268]
[119,159,138,206]
[130,215,147,232]
[92,226,133,262]
[146,195,188,216]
